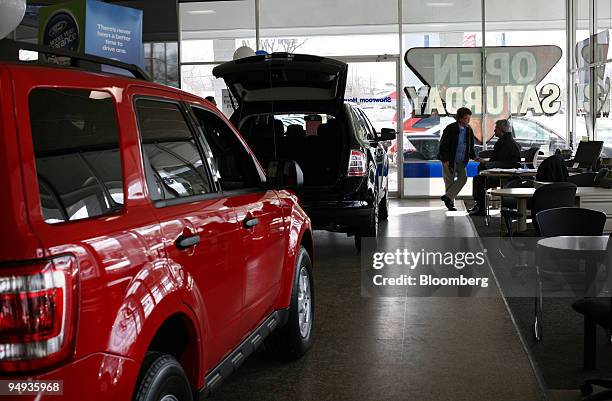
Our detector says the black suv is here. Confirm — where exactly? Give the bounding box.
[214,53,395,249]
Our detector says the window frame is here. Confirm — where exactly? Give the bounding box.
[133,95,221,208]
[186,104,266,197]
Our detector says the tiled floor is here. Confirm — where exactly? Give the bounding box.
[208,199,546,401]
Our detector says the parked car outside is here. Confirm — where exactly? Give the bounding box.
[0,40,314,401]
[214,53,395,250]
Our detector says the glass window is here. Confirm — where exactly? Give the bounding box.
[349,107,370,144]
[258,0,398,56]
[144,42,179,88]
[135,100,214,200]
[29,88,123,224]
[191,107,262,191]
[179,1,256,63]
[180,65,233,117]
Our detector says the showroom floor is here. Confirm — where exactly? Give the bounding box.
[208,199,548,401]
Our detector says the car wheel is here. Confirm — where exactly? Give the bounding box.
[379,193,389,221]
[355,201,379,251]
[364,200,379,238]
[354,235,362,252]
[133,353,193,401]
[265,246,314,360]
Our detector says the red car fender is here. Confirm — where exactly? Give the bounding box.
[274,190,313,310]
[106,259,204,389]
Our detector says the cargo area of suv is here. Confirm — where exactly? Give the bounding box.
[237,113,348,188]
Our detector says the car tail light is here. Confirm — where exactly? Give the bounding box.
[0,256,78,372]
[348,150,367,177]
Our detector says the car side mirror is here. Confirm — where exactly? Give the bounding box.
[266,160,304,189]
[377,128,397,141]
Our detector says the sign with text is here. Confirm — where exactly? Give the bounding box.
[39,0,143,67]
[404,46,562,142]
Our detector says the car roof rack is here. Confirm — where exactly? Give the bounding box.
[0,38,151,81]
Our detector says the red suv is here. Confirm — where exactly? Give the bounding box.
[0,40,314,401]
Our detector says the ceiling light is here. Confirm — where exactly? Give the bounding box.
[188,9,216,15]
[426,2,455,6]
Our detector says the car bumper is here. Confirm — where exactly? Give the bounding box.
[4,353,140,401]
[301,200,373,233]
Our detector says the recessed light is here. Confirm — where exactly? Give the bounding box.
[426,2,454,6]
[188,9,216,15]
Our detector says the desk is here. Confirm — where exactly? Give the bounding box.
[479,169,538,226]
[535,236,609,359]
[490,187,612,232]
[479,168,538,178]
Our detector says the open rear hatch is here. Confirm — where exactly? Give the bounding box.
[214,53,351,196]
[212,53,348,116]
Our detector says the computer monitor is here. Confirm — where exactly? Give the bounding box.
[573,141,603,168]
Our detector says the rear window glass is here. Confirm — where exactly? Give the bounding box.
[29,88,123,224]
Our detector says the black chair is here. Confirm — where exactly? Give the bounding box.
[499,179,535,237]
[532,207,606,343]
[522,146,540,169]
[536,207,606,237]
[531,182,578,235]
[573,235,612,401]
[569,172,598,187]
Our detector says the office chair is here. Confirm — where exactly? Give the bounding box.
[531,182,578,235]
[569,172,598,187]
[536,207,606,237]
[574,234,612,400]
[532,207,606,343]
[522,146,540,169]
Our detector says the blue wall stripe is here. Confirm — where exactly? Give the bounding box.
[403,161,479,178]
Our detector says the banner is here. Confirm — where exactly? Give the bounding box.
[39,0,143,67]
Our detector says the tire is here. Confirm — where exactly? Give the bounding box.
[363,201,379,238]
[265,246,314,360]
[355,202,379,251]
[354,235,362,252]
[133,353,193,401]
[379,193,389,221]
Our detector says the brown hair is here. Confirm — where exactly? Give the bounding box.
[456,107,472,120]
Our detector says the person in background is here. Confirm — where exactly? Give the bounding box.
[469,119,521,216]
[205,96,217,107]
[438,107,475,211]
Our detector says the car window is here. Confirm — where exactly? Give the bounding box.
[357,109,376,138]
[412,115,440,129]
[135,99,214,201]
[190,107,262,191]
[535,125,548,140]
[349,107,371,143]
[511,119,532,140]
[29,88,123,224]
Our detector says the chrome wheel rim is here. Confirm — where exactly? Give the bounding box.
[297,266,312,339]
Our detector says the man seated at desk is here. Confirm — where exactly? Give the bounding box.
[469,119,521,216]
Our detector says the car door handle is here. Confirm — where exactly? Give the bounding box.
[175,234,200,250]
[243,217,259,228]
